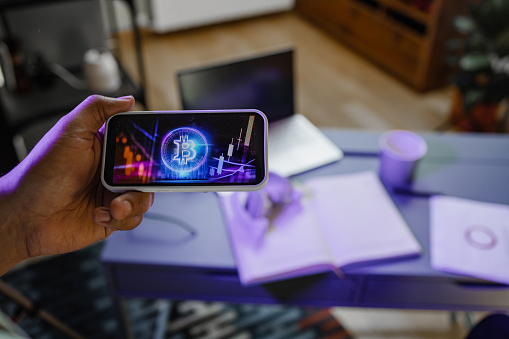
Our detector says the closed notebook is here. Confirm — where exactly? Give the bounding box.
[430,195,509,285]
[220,171,422,285]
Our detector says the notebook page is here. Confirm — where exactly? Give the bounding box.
[220,191,334,285]
[306,171,421,268]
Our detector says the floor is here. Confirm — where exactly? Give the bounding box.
[331,308,487,339]
[114,9,491,339]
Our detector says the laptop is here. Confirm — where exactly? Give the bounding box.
[176,48,343,177]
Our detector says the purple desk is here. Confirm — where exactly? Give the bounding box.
[102,129,509,313]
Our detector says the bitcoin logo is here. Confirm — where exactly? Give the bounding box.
[173,135,196,165]
[161,127,208,173]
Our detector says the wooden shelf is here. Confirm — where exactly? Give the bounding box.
[379,0,431,25]
[346,0,425,40]
[296,0,469,91]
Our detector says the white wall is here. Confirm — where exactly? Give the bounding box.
[103,0,295,33]
[151,0,295,33]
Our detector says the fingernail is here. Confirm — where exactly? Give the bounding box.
[96,209,111,224]
[117,95,133,101]
[123,199,133,217]
[150,193,155,207]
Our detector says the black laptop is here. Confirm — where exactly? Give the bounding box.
[177,48,343,177]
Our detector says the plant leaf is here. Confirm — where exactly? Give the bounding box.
[459,53,491,71]
[495,28,509,55]
[453,15,475,33]
[464,90,484,111]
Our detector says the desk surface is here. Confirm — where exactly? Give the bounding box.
[102,129,509,311]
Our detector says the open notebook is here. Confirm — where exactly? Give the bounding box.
[177,48,343,177]
[219,171,422,285]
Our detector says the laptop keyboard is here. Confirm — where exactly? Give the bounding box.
[269,120,309,151]
[267,115,342,177]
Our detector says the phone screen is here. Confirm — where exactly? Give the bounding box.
[102,110,267,189]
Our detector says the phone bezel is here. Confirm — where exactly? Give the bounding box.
[101,109,268,192]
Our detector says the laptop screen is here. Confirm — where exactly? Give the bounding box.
[177,49,294,123]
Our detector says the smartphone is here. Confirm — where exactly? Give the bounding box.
[101,110,268,192]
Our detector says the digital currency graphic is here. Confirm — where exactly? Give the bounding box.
[161,127,208,173]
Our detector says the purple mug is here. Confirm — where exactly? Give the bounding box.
[379,130,427,187]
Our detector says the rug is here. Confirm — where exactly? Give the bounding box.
[0,243,352,339]
[166,301,350,339]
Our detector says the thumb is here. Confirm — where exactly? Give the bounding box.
[71,95,135,134]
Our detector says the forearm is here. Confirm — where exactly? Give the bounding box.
[0,173,28,276]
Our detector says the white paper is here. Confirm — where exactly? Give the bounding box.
[430,195,509,284]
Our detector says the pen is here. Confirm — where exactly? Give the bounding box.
[392,188,444,198]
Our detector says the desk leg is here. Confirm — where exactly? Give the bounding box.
[113,296,134,339]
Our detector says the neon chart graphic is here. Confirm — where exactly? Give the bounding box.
[161,127,208,173]
[208,115,256,182]
[107,112,265,186]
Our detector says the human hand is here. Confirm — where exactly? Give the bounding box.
[0,95,154,275]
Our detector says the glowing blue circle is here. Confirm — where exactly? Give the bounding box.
[161,127,208,173]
